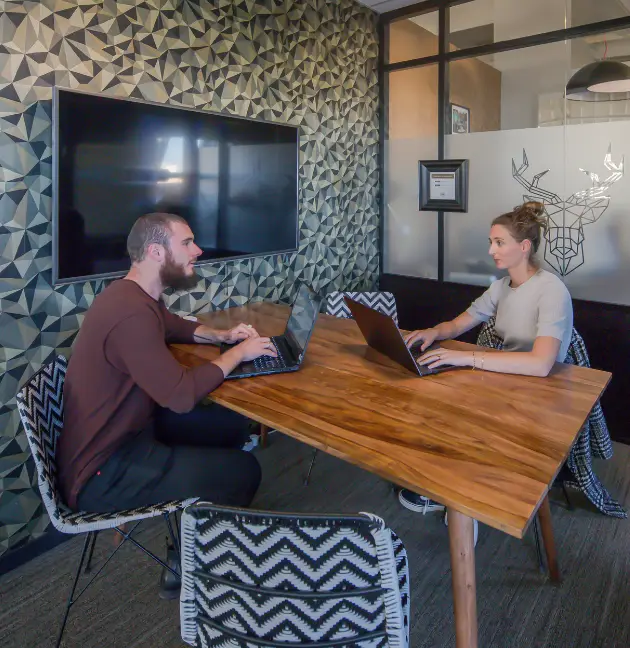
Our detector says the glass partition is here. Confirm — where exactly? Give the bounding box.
[388,12,439,64]
[383,1,630,306]
[448,0,568,50]
[384,66,439,278]
[444,36,630,305]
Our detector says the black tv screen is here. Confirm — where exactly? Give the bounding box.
[53,88,299,284]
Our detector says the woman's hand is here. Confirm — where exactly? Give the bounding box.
[417,347,473,370]
[403,327,439,351]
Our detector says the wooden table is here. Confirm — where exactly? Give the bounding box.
[171,302,611,648]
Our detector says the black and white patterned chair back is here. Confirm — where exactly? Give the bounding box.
[180,503,410,648]
[564,327,590,367]
[476,317,504,350]
[16,355,197,534]
[16,354,68,531]
[477,316,585,365]
[326,291,398,327]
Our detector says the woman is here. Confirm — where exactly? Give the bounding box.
[399,201,573,517]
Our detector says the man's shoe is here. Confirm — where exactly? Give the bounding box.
[241,433,260,452]
[158,541,181,600]
[398,489,446,514]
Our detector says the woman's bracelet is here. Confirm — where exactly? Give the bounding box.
[472,350,486,371]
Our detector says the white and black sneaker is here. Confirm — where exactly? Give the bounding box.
[398,489,479,547]
[398,489,446,514]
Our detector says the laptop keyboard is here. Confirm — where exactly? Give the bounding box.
[252,339,287,371]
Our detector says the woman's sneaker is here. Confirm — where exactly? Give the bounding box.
[398,489,446,514]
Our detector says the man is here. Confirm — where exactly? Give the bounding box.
[57,212,276,594]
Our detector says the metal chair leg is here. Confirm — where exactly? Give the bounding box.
[304,448,318,486]
[532,518,545,573]
[84,531,98,574]
[56,532,93,648]
[561,481,574,510]
[174,510,182,549]
[54,516,187,645]
[112,526,179,577]
[164,512,180,556]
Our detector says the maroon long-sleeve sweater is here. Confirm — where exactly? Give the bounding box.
[57,279,224,509]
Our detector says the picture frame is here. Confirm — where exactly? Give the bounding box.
[450,103,470,134]
[418,159,469,213]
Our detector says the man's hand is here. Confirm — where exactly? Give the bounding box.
[212,336,277,378]
[237,337,277,362]
[222,323,260,344]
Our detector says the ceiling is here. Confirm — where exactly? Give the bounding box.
[358,0,425,13]
[361,0,630,24]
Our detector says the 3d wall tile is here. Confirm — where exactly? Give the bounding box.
[0,0,379,558]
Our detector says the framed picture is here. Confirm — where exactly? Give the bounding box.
[450,103,470,134]
[418,159,469,212]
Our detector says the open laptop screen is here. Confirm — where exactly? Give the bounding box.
[285,285,320,354]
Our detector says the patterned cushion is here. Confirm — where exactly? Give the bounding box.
[180,504,410,648]
[326,292,398,326]
[16,355,195,534]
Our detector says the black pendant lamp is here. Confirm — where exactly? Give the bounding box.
[566,39,630,101]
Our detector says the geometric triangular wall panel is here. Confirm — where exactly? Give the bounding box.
[0,0,379,558]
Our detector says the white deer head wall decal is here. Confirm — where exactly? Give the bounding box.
[512,145,624,276]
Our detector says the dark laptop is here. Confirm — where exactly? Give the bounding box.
[220,283,322,379]
[344,296,457,377]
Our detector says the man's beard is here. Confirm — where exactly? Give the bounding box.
[160,250,199,292]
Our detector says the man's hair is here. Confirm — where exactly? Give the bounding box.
[127,212,187,263]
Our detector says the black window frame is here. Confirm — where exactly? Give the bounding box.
[379,0,630,282]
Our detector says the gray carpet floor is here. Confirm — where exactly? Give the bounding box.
[2,432,630,648]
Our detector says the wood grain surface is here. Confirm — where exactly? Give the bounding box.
[171,302,610,538]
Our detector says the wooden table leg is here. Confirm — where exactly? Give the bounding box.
[259,424,270,448]
[447,508,478,648]
[537,493,561,583]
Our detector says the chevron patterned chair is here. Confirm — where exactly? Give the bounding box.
[325,290,399,326]
[16,354,196,648]
[180,502,410,648]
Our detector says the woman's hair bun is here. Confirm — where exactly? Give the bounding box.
[522,200,545,219]
[516,201,547,230]
[493,201,547,256]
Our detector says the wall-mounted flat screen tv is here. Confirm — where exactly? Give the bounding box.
[53,88,299,284]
